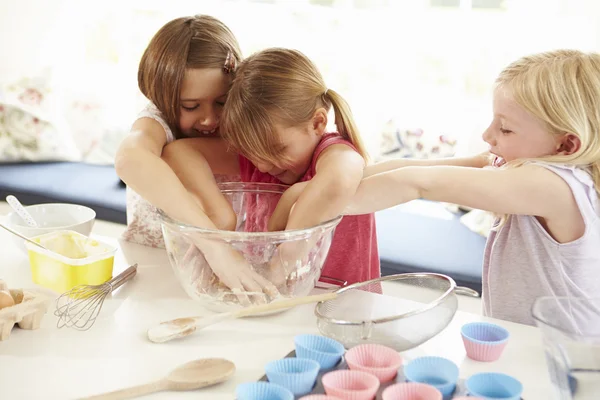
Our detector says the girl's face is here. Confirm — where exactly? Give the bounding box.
[178,68,229,137]
[251,121,322,185]
[482,87,561,166]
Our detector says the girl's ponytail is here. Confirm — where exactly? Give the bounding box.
[325,89,370,162]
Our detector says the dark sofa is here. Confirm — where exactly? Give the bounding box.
[0,162,484,292]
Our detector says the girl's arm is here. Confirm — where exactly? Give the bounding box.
[268,151,491,231]
[284,144,364,230]
[345,164,583,242]
[161,137,240,230]
[267,181,308,232]
[363,152,491,177]
[115,118,218,229]
[267,144,363,276]
[152,133,278,302]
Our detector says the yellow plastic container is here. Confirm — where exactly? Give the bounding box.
[25,230,116,293]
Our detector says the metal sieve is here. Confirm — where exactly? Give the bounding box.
[315,273,479,351]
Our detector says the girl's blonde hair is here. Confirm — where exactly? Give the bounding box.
[496,49,600,196]
[138,15,242,139]
[220,48,369,163]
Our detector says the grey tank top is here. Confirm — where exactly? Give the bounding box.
[482,162,600,327]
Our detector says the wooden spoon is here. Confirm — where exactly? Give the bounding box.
[79,358,235,400]
[148,291,338,344]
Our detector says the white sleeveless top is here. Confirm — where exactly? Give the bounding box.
[121,103,239,248]
[482,162,600,329]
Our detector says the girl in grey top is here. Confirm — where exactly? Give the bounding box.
[346,49,600,328]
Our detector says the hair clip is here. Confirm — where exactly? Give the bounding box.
[223,51,236,74]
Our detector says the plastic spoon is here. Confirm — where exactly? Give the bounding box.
[148,291,338,343]
[6,195,38,227]
[78,358,235,400]
[0,221,49,251]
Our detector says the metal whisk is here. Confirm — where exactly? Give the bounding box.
[54,264,138,331]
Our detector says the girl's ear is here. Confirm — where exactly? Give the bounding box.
[311,108,328,136]
[557,133,581,155]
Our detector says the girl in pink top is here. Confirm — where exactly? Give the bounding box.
[237,133,379,287]
[346,49,600,327]
[164,48,380,297]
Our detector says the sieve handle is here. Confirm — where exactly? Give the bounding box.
[455,286,480,297]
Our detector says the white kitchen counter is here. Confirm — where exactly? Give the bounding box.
[0,224,554,399]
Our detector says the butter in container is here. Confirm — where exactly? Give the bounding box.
[25,230,117,293]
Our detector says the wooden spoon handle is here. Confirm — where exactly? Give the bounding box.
[233,291,337,319]
[78,379,166,400]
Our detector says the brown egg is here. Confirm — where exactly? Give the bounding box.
[0,290,15,310]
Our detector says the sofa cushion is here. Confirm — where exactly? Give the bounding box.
[0,163,486,292]
[0,162,126,224]
[375,200,486,292]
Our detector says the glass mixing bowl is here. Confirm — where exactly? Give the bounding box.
[160,182,343,312]
[532,296,600,400]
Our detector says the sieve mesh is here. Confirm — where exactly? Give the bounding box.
[315,273,460,351]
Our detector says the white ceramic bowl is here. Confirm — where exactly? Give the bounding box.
[5,203,96,253]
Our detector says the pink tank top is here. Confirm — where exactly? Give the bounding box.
[239,133,380,286]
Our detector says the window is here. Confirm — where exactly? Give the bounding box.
[5,0,599,158]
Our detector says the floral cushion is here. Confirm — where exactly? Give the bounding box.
[0,75,80,162]
[62,93,132,165]
[377,119,457,160]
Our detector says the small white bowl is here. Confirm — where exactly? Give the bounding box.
[5,203,96,253]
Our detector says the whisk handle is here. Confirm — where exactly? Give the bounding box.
[78,378,167,400]
[108,264,138,291]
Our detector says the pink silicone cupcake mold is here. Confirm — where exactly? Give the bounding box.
[345,344,402,383]
[322,370,380,400]
[461,322,510,362]
[381,382,443,400]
